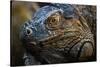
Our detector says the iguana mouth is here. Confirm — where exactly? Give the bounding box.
[28,29,64,48]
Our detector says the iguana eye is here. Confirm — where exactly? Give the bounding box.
[26,27,33,35]
[49,18,58,25]
[45,12,61,30]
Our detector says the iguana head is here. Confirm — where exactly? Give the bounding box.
[20,5,64,47]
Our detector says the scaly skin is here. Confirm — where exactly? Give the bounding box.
[40,18,94,62]
[20,4,95,65]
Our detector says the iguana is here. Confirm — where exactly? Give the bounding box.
[20,3,95,65]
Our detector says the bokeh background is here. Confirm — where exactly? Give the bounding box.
[11,1,96,66]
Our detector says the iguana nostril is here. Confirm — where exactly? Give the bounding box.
[27,29,30,34]
[26,27,33,35]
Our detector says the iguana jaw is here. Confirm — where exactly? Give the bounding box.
[28,30,64,47]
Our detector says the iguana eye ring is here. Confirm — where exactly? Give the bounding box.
[26,27,33,35]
